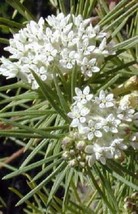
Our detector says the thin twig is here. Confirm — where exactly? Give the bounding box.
[0,147,24,169]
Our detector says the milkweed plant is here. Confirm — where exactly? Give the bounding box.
[0,0,138,213]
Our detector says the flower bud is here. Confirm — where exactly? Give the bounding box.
[62,151,69,159]
[131,192,138,199]
[129,91,138,109]
[68,159,76,167]
[76,140,85,150]
[124,202,133,210]
[62,136,72,148]
[124,76,138,91]
[113,76,138,95]
[79,161,85,167]
[124,196,132,203]
[69,149,75,156]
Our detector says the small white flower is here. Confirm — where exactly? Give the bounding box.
[93,144,112,165]
[111,138,127,150]
[86,120,103,140]
[103,114,121,133]
[95,90,114,108]
[117,105,135,122]
[130,133,138,150]
[67,104,90,127]
[60,49,76,69]
[73,86,93,104]
[80,57,100,78]
[133,112,138,127]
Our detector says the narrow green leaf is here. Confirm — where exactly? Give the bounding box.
[97,74,121,94]
[0,91,38,106]
[0,118,62,139]
[32,70,69,122]
[86,0,97,18]
[0,38,9,44]
[9,187,41,212]
[111,17,128,38]
[57,0,66,14]
[70,0,76,14]
[0,110,55,118]
[104,3,138,31]
[20,139,55,168]
[113,36,138,51]
[3,154,62,180]
[0,82,30,91]
[112,172,138,191]
[63,167,74,207]
[32,158,62,182]
[0,17,23,28]
[6,0,35,21]
[47,165,69,204]
[16,161,66,206]
[53,73,70,113]
[107,160,138,179]
[94,165,119,212]
[0,130,41,138]
[3,153,61,180]
[87,168,115,213]
[99,0,134,26]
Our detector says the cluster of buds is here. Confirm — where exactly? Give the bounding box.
[124,192,138,213]
[61,132,87,168]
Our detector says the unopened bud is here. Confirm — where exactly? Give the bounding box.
[79,161,85,167]
[69,149,75,156]
[124,202,133,210]
[124,76,138,91]
[124,197,132,203]
[131,192,138,199]
[62,151,69,159]
[76,141,85,150]
[62,136,72,148]
[68,159,76,167]
[129,91,138,108]
[113,76,138,95]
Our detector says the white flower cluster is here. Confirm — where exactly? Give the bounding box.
[0,13,114,89]
[67,86,136,166]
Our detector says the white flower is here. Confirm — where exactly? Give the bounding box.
[0,13,115,89]
[133,112,138,127]
[46,13,70,30]
[110,138,127,159]
[67,103,90,127]
[103,114,121,133]
[95,90,114,108]
[80,57,100,77]
[130,133,138,150]
[93,144,112,165]
[60,49,76,69]
[117,105,135,122]
[86,120,103,140]
[111,138,127,150]
[73,86,93,104]
[0,57,20,79]
[67,86,136,167]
